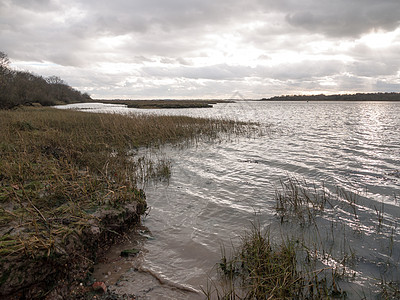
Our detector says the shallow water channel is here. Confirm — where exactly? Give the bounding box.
[60,101,400,299]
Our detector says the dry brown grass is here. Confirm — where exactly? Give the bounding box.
[204,224,347,300]
[0,107,254,258]
[0,106,259,297]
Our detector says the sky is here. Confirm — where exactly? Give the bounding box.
[1,0,400,99]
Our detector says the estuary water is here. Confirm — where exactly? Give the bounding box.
[59,101,400,299]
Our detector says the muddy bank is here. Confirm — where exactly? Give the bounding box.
[89,223,203,300]
[0,200,147,299]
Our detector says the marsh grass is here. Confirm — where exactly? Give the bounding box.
[205,224,347,299]
[374,200,385,231]
[275,177,331,226]
[207,177,399,299]
[379,279,400,299]
[0,107,255,260]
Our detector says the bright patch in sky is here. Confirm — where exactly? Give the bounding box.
[360,29,399,49]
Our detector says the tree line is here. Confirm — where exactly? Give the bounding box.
[261,92,400,102]
[0,51,91,109]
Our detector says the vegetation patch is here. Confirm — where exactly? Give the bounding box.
[120,248,140,257]
[0,51,90,109]
[204,224,346,299]
[0,107,256,298]
[207,177,399,299]
[275,177,330,226]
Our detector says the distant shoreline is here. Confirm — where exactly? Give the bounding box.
[260,92,400,102]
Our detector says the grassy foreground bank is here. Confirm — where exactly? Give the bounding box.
[0,107,254,298]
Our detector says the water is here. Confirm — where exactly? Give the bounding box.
[59,101,400,298]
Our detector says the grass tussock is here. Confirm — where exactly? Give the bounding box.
[205,224,346,299]
[275,177,330,226]
[207,177,399,299]
[275,177,364,226]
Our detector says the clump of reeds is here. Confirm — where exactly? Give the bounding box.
[378,279,400,299]
[204,224,346,299]
[275,177,330,225]
[274,177,400,298]
[335,187,359,219]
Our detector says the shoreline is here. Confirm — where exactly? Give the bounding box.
[260,92,400,102]
[1,202,146,299]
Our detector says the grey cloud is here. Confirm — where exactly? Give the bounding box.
[348,61,399,77]
[160,57,191,66]
[10,0,59,11]
[4,0,400,63]
[257,60,345,80]
[2,0,239,64]
[336,74,374,91]
[375,80,400,92]
[77,0,252,35]
[142,64,255,80]
[141,60,346,82]
[345,43,400,77]
[176,57,192,66]
[283,1,400,37]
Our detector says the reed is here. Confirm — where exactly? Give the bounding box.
[374,200,385,231]
[207,177,399,299]
[205,224,347,299]
[379,278,400,299]
[275,177,330,225]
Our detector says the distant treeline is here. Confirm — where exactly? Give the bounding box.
[0,51,91,109]
[261,93,400,102]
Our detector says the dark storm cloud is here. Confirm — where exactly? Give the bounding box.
[80,0,254,31]
[260,0,400,37]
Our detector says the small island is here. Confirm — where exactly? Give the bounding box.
[97,99,232,109]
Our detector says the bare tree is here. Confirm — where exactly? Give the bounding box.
[0,51,10,69]
[46,75,65,85]
[0,51,11,80]
[0,51,91,108]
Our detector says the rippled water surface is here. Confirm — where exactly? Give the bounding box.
[60,101,400,299]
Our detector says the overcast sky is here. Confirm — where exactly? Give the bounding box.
[1,0,400,99]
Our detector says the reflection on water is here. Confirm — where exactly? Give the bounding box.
[59,101,400,298]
